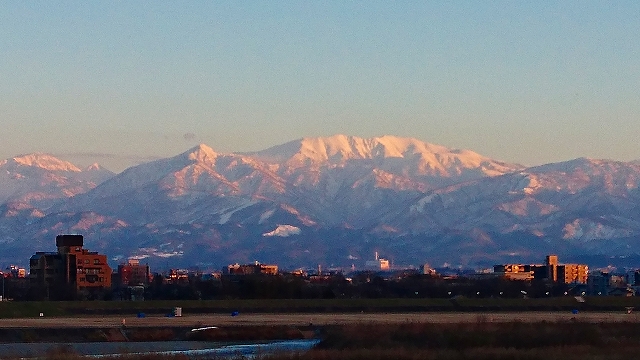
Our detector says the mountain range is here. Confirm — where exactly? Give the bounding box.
[2,135,640,270]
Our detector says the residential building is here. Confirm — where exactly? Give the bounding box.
[493,264,534,281]
[224,262,278,275]
[494,255,588,284]
[29,234,112,300]
[546,255,558,282]
[117,259,151,286]
[6,265,26,278]
[557,264,589,284]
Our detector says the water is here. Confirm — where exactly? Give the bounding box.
[0,339,320,359]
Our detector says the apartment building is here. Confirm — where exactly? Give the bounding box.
[494,255,588,284]
[29,234,112,299]
[224,262,278,275]
[117,259,151,286]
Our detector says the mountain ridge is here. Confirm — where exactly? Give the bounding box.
[1,135,639,269]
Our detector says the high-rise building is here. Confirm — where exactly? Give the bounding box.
[494,255,588,284]
[558,264,589,284]
[29,235,112,300]
[545,255,558,283]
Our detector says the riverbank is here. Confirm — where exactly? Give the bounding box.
[0,324,314,343]
[3,319,640,360]
[262,321,640,360]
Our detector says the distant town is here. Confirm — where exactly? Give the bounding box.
[1,234,638,301]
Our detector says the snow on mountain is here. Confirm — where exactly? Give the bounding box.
[4,137,640,267]
[0,153,114,206]
[562,218,633,241]
[7,153,82,172]
[392,157,640,247]
[263,224,302,237]
[248,135,522,195]
[55,144,310,231]
[79,144,287,200]
[252,134,520,175]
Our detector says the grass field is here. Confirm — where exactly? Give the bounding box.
[1,296,640,319]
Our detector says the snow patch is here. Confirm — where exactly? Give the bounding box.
[562,219,633,241]
[134,248,184,258]
[263,224,301,237]
[410,194,437,213]
[219,200,255,224]
[259,209,275,224]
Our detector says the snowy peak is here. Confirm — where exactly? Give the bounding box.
[85,163,104,171]
[254,134,448,163]
[250,134,521,181]
[8,153,81,172]
[254,134,509,163]
[183,144,218,164]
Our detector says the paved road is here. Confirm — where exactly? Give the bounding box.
[1,312,639,328]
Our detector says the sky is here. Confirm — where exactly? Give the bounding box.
[1,2,639,173]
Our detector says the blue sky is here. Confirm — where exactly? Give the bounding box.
[1,2,639,172]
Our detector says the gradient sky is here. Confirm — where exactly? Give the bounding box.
[1,2,639,172]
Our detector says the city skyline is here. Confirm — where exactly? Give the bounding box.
[2,2,640,172]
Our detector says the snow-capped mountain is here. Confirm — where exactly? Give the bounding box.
[385,157,640,261]
[0,153,114,207]
[250,135,521,189]
[1,136,640,269]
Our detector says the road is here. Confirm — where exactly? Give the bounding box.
[1,311,639,328]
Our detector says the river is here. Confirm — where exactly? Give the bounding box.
[0,339,320,359]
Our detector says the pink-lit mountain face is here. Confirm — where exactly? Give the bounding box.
[0,153,114,208]
[1,136,639,268]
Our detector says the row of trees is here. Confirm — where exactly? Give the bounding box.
[2,271,571,301]
[141,272,569,301]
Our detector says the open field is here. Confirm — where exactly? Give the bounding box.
[1,311,640,329]
[3,297,640,318]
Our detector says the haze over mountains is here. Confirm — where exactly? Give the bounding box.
[2,135,640,269]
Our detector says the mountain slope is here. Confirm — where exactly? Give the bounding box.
[386,158,640,260]
[0,153,114,207]
[2,136,640,268]
[251,134,521,186]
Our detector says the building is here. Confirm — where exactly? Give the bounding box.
[494,255,588,284]
[164,269,190,284]
[29,234,112,300]
[117,259,151,286]
[421,263,436,276]
[224,262,278,275]
[493,264,534,281]
[365,252,390,271]
[557,263,589,284]
[546,255,558,282]
[5,265,26,278]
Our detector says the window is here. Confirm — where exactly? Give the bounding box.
[84,259,89,264]
[77,259,82,264]
[94,259,100,265]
